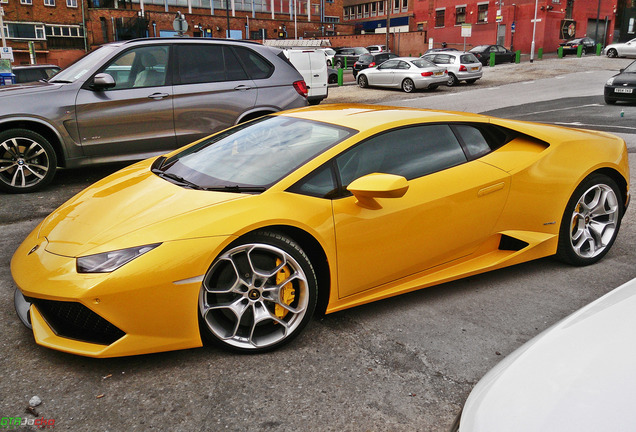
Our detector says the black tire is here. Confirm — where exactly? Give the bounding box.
[358,74,369,88]
[555,174,623,266]
[607,49,618,58]
[446,73,458,87]
[199,231,318,353]
[466,79,478,84]
[402,78,415,93]
[0,128,57,194]
[427,84,439,91]
[328,74,338,84]
[335,60,343,69]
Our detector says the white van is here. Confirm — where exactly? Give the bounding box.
[283,49,329,105]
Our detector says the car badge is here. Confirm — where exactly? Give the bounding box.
[28,244,39,255]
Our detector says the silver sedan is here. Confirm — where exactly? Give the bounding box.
[356,57,448,93]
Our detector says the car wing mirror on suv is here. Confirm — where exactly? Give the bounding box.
[91,73,117,91]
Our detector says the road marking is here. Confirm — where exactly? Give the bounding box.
[512,103,603,117]
[553,122,636,132]
[521,81,535,84]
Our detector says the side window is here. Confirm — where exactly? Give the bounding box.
[233,46,273,80]
[435,54,451,64]
[288,164,338,198]
[102,45,169,90]
[398,61,410,69]
[453,125,491,159]
[336,124,467,188]
[177,44,227,84]
[378,60,399,69]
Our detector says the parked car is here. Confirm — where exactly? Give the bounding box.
[366,44,387,53]
[352,52,399,78]
[604,37,636,58]
[424,47,459,54]
[317,47,336,66]
[333,47,369,68]
[559,37,597,55]
[283,49,328,105]
[422,51,482,86]
[327,67,338,84]
[454,277,636,432]
[11,64,61,83]
[469,45,515,65]
[12,104,629,357]
[604,59,636,104]
[0,38,308,193]
[357,57,448,92]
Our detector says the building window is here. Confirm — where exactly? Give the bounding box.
[44,0,55,5]
[66,0,77,6]
[378,0,383,15]
[401,0,407,12]
[363,3,369,18]
[21,0,33,4]
[5,22,46,39]
[455,6,466,25]
[477,3,488,23]
[435,9,445,27]
[393,0,398,13]
[371,2,376,16]
[356,4,361,18]
[324,16,339,23]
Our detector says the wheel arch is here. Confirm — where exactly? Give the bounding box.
[0,119,66,167]
[233,224,332,316]
[593,167,629,212]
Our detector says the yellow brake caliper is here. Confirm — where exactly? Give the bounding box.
[274,258,295,320]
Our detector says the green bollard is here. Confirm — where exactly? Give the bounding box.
[538,48,543,59]
[337,68,343,86]
[489,52,495,67]
[344,57,347,69]
[596,43,602,56]
[577,45,583,57]
[515,50,521,63]
[558,46,563,58]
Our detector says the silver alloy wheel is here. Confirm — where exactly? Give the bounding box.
[402,78,415,93]
[569,184,619,259]
[0,136,50,189]
[199,243,310,350]
[607,49,618,58]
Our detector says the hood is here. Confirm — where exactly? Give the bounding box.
[39,161,247,257]
[460,277,636,432]
[0,81,65,96]
[611,73,636,86]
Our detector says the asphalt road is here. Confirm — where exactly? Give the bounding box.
[1,56,635,431]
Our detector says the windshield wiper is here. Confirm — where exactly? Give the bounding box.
[154,171,205,190]
[204,185,267,193]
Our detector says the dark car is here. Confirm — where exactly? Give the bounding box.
[12,64,61,83]
[604,60,636,104]
[328,67,338,84]
[352,52,399,78]
[469,45,515,66]
[333,47,369,69]
[0,38,308,193]
[560,37,597,56]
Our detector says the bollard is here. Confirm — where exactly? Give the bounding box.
[515,50,521,63]
[577,45,583,57]
[344,57,348,69]
[489,52,496,67]
[558,46,563,58]
[337,68,343,86]
[538,48,543,60]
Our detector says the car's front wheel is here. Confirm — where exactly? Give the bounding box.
[199,231,317,353]
[358,74,369,88]
[0,129,57,194]
[556,174,623,266]
[402,78,415,93]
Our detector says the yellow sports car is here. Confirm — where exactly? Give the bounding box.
[11,105,630,357]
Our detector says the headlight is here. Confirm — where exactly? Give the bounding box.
[607,77,615,85]
[76,243,161,273]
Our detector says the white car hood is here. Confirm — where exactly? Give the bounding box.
[460,277,636,432]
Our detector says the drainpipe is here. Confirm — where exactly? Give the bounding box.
[81,0,88,52]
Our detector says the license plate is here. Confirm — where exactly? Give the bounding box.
[615,88,633,94]
[471,67,479,71]
[434,71,443,76]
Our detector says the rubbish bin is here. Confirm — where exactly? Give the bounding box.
[0,72,16,86]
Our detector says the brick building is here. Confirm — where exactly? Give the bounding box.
[1,0,350,66]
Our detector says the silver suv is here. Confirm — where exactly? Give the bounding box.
[0,38,308,193]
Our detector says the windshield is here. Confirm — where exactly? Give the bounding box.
[157,116,356,191]
[50,44,121,83]
[625,61,636,73]
[411,59,437,68]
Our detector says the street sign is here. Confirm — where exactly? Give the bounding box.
[496,10,502,23]
[531,18,542,23]
[173,12,188,34]
[1,47,13,61]
[461,24,472,38]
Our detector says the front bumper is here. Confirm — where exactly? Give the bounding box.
[11,231,231,357]
[604,85,636,102]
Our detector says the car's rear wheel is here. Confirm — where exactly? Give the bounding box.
[199,231,317,353]
[402,78,415,93]
[446,73,459,87]
[0,129,57,194]
[358,74,369,88]
[335,60,343,68]
[556,174,623,266]
[607,48,618,58]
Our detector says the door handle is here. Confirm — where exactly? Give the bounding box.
[313,74,320,77]
[478,182,505,197]
[148,93,169,100]
[234,85,251,91]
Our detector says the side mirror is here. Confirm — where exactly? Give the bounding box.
[91,73,116,91]
[347,173,409,208]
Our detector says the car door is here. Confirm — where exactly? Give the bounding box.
[370,59,400,85]
[331,124,511,298]
[172,43,258,147]
[75,44,176,157]
[625,38,636,56]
